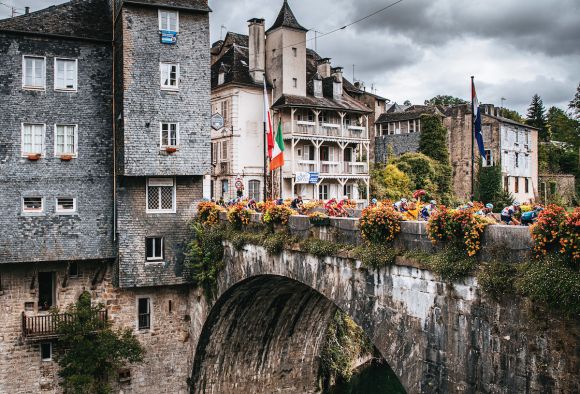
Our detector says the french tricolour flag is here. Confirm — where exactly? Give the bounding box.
[472,80,486,157]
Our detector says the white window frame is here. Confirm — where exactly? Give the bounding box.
[319,184,329,200]
[146,177,176,213]
[22,196,44,215]
[54,124,78,157]
[218,72,225,85]
[145,237,164,262]
[55,197,77,214]
[158,9,179,32]
[40,342,52,362]
[248,180,261,201]
[54,58,78,92]
[160,62,179,91]
[22,55,46,90]
[159,123,179,148]
[21,123,45,157]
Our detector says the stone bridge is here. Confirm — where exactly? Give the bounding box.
[187,216,579,394]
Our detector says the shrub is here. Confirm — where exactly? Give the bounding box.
[353,244,398,269]
[530,204,567,257]
[419,114,450,164]
[427,207,488,257]
[477,261,517,300]
[184,224,225,295]
[370,164,413,202]
[516,255,580,316]
[309,211,330,227]
[197,201,223,226]
[301,238,342,257]
[359,205,402,244]
[227,203,253,229]
[560,208,580,265]
[426,247,478,281]
[262,231,290,255]
[263,205,295,225]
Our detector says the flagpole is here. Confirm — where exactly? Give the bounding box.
[263,75,268,202]
[470,76,475,199]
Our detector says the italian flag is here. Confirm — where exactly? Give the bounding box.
[270,119,284,171]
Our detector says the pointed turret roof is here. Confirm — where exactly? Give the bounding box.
[266,0,307,33]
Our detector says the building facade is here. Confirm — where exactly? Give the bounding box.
[210,1,375,204]
[0,0,210,391]
[375,104,539,203]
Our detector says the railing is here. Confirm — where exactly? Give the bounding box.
[320,161,340,174]
[343,162,369,174]
[297,160,317,173]
[22,310,108,340]
[138,313,150,330]
[319,123,341,137]
[289,121,367,139]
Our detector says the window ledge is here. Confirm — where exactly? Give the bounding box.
[55,212,78,216]
[54,88,77,93]
[22,86,46,91]
[160,87,179,92]
[145,260,165,265]
[21,212,45,217]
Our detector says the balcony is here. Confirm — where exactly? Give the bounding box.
[320,161,340,174]
[22,310,108,340]
[297,160,317,173]
[288,121,368,139]
[344,162,369,175]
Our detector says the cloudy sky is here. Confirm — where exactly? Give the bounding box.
[2,0,579,114]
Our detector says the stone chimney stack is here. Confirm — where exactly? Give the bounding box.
[332,67,343,83]
[318,58,332,78]
[248,18,265,83]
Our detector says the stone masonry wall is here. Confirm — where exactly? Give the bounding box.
[117,176,202,288]
[0,34,114,264]
[118,6,211,176]
[375,132,421,163]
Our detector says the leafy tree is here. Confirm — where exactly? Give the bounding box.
[370,164,412,201]
[419,114,450,163]
[403,100,412,106]
[569,82,580,119]
[55,292,144,394]
[424,95,468,106]
[526,94,549,141]
[499,108,524,123]
[475,163,514,212]
[547,106,580,148]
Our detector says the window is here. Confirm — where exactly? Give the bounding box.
[319,184,329,200]
[54,58,77,91]
[221,141,228,161]
[54,125,77,156]
[211,142,217,164]
[160,63,179,90]
[38,272,55,311]
[160,123,178,147]
[146,178,175,213]
[388,123,395,135]
[22,56,45,89]
[22,197,43,214]
[137,297,151,330]
[221,179,229,195]
[249,180,260,201]
[158,9,178,32]
[504,176,509,192]
[314,80,322,97]
[218,71,225,85]
[515,152,519,168]
[56,197,76,214]
[483,149,493,167]
[40,343,52,362]
[24,302,35,311]
[514,177,519,193]
[344,184,353,199]
[409,120,415,133]
[292,47,297,57]
[293,78,297,88]
[525,178,529,194]
[21,123,44,156]
[303,145,315,160]
[68,262,79,278]
[344,147,353,162]
[220,101,229,125]
[145,237,164,261]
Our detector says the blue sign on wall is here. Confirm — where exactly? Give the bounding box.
[308,172,319,184]
[160,30,177,45]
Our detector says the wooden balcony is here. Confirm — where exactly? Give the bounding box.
[22,310,108,341]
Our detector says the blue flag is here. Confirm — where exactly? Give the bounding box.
[472,80,486,157]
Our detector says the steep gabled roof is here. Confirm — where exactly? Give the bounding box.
[0,0,111,41]
[266,0,307,33]
[211,45,262,89]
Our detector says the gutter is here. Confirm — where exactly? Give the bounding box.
[0,29,110,44]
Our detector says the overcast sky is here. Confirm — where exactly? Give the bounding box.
[2,0,579,114]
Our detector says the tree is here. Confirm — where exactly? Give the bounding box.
[403,100,412,106]
[499,108,524,123]
[370,164,412,201]
[419,114,450,164]
[475,163,513,211]
[55,292,144,394]
[424,95,468,106]
[548,106,580,148]
[569,82,580,119]
[526,94,549,141]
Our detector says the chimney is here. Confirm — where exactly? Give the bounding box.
[331,67,343,83]
[248,18,265,83]
[25,7,30,14]
[331,67,343,100]
[317,58,331,78]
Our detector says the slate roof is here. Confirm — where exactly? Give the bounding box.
[266,0,307,33]
[376,107,441,123]
[273,93,371,113]
[211,45,261,89]
[122,0,210,12]
[0,0,111,41]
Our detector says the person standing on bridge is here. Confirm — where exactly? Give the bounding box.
[501,202,521,225]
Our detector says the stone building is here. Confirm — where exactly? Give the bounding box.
[0,0,210,392]
[375,104,539,203]
[210,0,383,204]
[538,173,576,205]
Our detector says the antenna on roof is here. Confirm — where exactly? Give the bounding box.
[352,64,356,82]
[220,25,227,40]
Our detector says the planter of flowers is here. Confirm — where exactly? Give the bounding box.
[165,147,178,154]
[27,153,41,161]
[60,154,73,161]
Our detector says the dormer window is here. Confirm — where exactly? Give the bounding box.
[314,80,322,97]
[218,72,225,85]
[333,81,342,99]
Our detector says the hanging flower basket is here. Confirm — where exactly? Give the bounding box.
[165,147,178,154]
[27,153,41,161]
[60,154,73,161]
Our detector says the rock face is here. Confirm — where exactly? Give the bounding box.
[190,243,579,394]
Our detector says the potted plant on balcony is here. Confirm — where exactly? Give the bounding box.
[165,146,178,154]
[27,153,41,161]
[60,154,73,161]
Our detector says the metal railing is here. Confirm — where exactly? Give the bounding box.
[22,310,108,340]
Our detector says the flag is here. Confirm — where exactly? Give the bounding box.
[264,79,274,159]
[270,119,285,171]
[472,79,486,157]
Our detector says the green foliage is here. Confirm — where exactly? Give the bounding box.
[515,255,580,316]
[301,238,342,257]
[476,164,514,211]
[185,224,226,295]
[526,94,549,141]
[424,95,468,106]
[320,310,373,386]
[262,231,290,255]
[370,164,412,201]
[500,108,525,123]
[425,247,478,281]
[403,100,411,106]
[477,261,517,300]
[419,114,450,164]
[569,82,580,119]
[390,152,453,205]
[547,106,580,148]
[353,244,398,269]
[55,292,144,394]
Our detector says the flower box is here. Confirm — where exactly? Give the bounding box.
[60,154,73,161]
[27,153,41,161]
[165,147,178,154]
